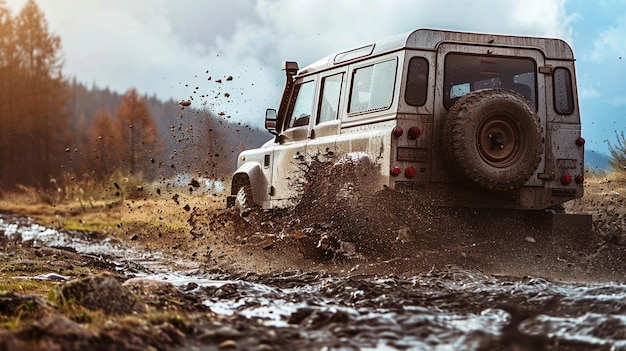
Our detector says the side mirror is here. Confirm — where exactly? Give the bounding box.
[265,108,278,135]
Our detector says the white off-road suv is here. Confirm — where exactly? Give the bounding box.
[227,28,586,219]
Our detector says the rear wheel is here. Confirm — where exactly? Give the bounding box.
[442,89,542,191]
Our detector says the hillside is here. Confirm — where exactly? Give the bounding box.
[585,149,611,172]
[66,80,270,181]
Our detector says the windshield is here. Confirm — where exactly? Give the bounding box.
[444,53,537,109]
[285,80,316,129]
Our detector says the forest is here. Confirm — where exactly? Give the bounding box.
[0,1,267,194]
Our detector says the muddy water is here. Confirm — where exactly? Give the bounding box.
[2,213,626,350]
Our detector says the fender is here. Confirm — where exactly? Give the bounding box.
[229,161,268,207]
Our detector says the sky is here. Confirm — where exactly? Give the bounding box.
[4,0,626,155]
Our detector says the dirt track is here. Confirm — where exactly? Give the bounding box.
[2,173,626,350]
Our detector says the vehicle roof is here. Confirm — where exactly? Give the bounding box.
[299,28,574,75]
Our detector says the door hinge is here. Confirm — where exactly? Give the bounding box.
[539,65,554,75]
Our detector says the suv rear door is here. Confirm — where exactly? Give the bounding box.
[432,43,547,185]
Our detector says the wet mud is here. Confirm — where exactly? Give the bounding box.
[3,189,626,350]
[2,168,626,350]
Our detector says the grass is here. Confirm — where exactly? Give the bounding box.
[0,277,58,297]
[0,174,229,296]
[0,292,48,330]
[60,218,120,232]
[0,251,98,297]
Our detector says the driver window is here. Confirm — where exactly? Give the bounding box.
[286,80,316,129]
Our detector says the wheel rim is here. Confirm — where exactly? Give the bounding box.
[477,114,522,168]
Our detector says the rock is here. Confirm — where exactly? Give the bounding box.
[7,315,99,351]
[218,339,237,349]
[35,247,82,261]
[524,236,536,243]
[32,315,91,337]
[0,291,52,318]
[181,282,199,291]
[55,273,147,315]
[0,331,27,351]
[288,308,314,324]
[123,277,200,312]
[198,326,243,342]
[258,344,274,351]
[49,260,74,270]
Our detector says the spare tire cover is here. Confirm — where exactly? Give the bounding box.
[441,89,542,191]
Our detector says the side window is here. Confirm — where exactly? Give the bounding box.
[553,67,574,115]
[348,59,397,114]
[286,80,315,129]
[405,57,428,106]
[317,73,343,124]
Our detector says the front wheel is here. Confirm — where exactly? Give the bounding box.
[234,185,256,218]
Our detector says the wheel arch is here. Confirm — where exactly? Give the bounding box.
[230,161,267,206]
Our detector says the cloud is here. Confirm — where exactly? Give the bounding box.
[578,85,600,100]
[590,16,626,62]
[176,0,573,69]
[4,0,574,128]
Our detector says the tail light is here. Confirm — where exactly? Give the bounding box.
[575,175,584,184]
[390,167,401,176]
[404,166,416,178]
[392,127,404,137]
[560,173,572,185]
[408,127,421,140]
[575,137,585,147]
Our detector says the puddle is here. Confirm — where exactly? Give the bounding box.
[0,213,192,275]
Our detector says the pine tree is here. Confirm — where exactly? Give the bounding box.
[17,0,69,185]
[0,0,68,187]
[0,0,19,186]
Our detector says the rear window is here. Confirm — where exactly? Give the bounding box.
[348,59,397,115]
[444,53,537,109]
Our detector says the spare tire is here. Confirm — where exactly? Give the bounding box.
[441,89,542,191]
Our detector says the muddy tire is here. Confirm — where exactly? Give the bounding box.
[442,89,542,191]
[234,185,256,218]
